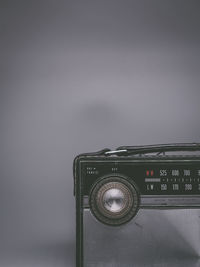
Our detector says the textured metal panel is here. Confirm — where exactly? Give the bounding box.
[83,209,200,267]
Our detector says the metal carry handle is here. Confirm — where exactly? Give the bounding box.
[105,143,200,156]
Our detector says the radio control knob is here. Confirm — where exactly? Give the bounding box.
[103,188,125,213]
[89,175,140,226]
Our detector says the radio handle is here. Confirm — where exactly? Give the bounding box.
[105,143,200,156]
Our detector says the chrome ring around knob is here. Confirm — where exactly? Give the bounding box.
[89,175,140,226]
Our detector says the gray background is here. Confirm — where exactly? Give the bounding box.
[1,0,200,266]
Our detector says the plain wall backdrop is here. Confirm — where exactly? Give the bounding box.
[1,0,200,266]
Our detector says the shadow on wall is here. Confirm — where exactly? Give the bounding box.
[0,241,75,267]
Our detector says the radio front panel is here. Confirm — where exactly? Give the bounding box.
[74,145,200,267]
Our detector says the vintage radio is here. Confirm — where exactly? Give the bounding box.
[73,144,200,267]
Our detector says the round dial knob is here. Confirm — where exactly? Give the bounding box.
[103,188,125,213]
[89,175,140,226]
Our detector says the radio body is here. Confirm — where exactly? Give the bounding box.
[74,144,200,267]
